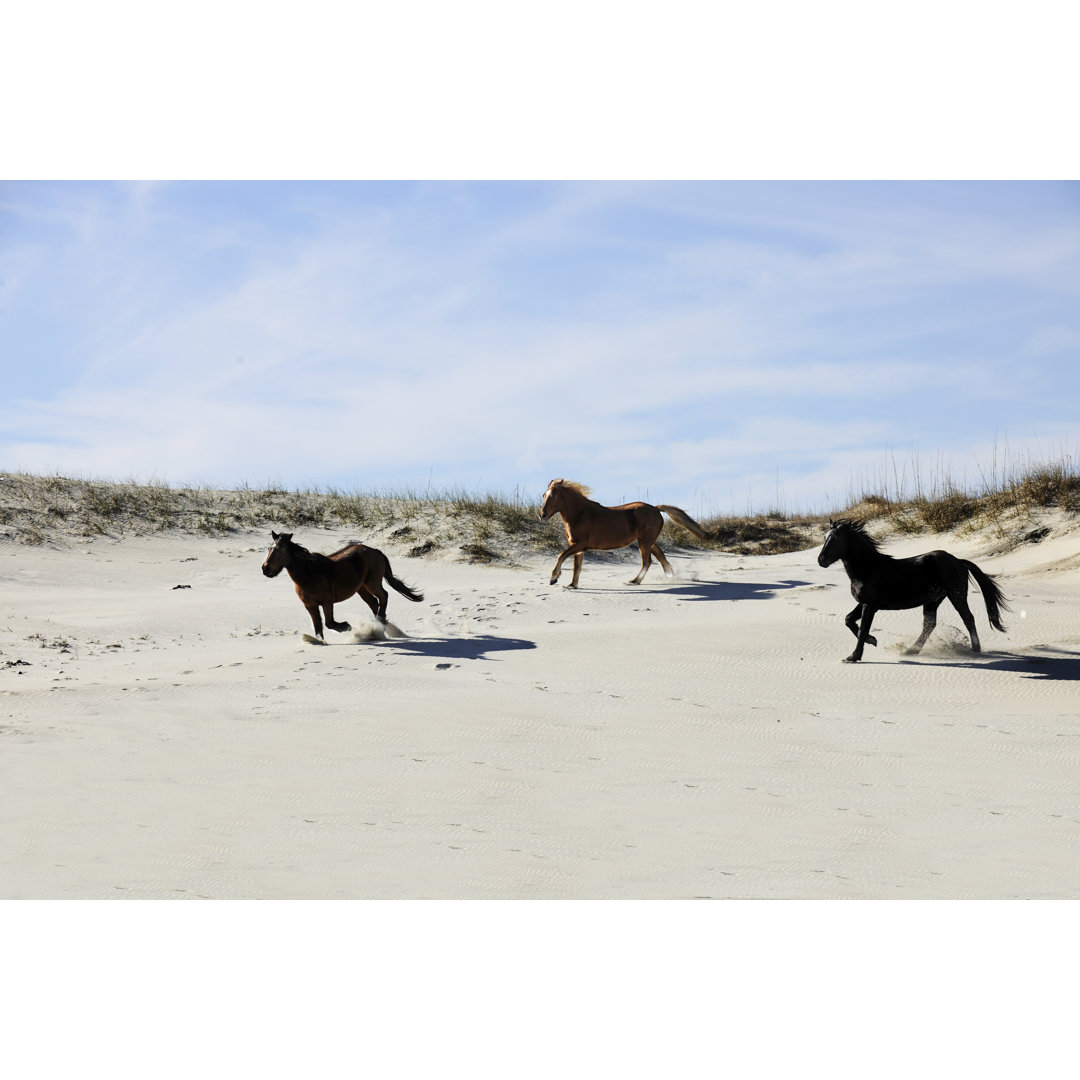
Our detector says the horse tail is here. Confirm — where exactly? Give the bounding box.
[963,560,1009,632]
[656,505,714,541]
[384,560,424,603]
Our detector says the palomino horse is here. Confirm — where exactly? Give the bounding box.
[817,518,1008,663]
[262,531,423,640]
[539,479,715,588]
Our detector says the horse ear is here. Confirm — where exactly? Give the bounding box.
[271,530,279,540]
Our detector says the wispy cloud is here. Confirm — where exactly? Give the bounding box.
[2,181,1079,510]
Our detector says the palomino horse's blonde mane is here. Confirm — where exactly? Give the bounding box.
[551,479,592,497]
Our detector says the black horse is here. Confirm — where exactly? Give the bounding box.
[817,519,1009,663]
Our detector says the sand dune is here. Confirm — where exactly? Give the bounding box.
[2,518,1079,899]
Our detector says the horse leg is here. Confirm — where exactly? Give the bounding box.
[845,606,877,663]
[549,548,568,584]
[906,600,941,655]
[628,541,653,585]
[304,603,325,640]
[845,604,877,648]
[322,603,351,634]
[949,591,982,653]
[370,582,390,621]
[357,588,381,620]
[550,543,587,587]
[571,552,584,588]
[651,544,675,579]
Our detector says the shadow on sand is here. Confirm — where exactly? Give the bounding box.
[657,579,814,603]
[898,647,1080,682]
[375,634,537,663]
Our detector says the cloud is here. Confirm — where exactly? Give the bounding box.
[1024,325,1080,356]
[3,181,1079,509]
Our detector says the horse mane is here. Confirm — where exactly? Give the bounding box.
[283,535,331,565]
[554,479,592,498]
[831,517,884,554]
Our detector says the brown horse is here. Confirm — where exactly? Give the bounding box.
[539,479,715,588]
[262,531,423,640]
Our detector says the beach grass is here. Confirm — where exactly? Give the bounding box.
[3,449,1078,558]
[0,473,570,560]
[841,448,1080,540]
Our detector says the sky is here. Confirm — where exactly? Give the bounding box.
[2,179,1080,515]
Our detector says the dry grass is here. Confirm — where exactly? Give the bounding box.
[664,512,823,556]
[4,451,1079,561]
[843,453,1080,542]
[0,473,568,562]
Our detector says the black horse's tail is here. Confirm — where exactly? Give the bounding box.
[385,561,424,603]
[963,560,1009,632]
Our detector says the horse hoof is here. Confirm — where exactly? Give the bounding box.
[842,655,860,663]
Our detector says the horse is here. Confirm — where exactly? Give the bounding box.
[262,531,423,641]
[538,478,715,588]
[817,518,1008,663]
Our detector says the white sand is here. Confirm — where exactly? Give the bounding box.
[2,520,1079,899]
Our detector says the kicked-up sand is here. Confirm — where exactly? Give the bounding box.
[2,518,1079,899]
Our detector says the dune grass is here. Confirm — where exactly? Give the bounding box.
[0,473,569,560]
[3,450,1078,559]
[841,449,1080,540]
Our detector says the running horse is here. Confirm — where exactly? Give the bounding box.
[262,531,423,640]
[539,479,715,588]
[817,518,1008,663]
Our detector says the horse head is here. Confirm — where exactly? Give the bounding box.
[539,479,565,520]
[818,519,844,567]
[818,519,873,568]
[540,479,592,521]
[262,531,293,577]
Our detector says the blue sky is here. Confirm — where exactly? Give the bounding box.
[3,180,1079,514]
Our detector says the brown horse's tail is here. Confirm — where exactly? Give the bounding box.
[962,560,1009,633]
[656,505,715,541]
[385,561,424,603]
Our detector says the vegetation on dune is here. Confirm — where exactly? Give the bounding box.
[840,452,1080,540]
[0,473,568,560]
[2,451,1079,559]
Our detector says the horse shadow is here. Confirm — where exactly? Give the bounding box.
[374,634,537,663]
[898,647,1080,682]
[654,578,814,603]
